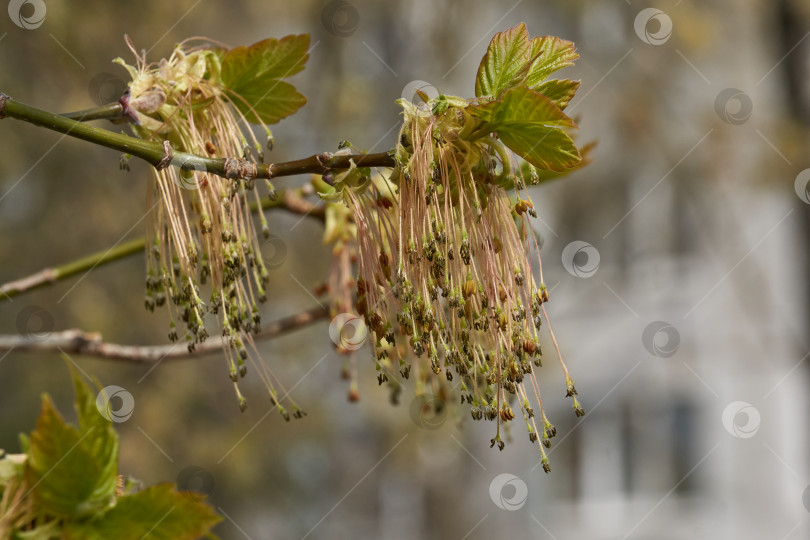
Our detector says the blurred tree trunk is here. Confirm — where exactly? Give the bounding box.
[775,0,810,435]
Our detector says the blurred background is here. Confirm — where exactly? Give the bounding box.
[1,0,809,538]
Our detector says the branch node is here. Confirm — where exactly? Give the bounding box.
[223,158,258,180]
[0,92,8,119]
[156,140,173,170]
[315,152,333,171]
[118,89,141,125]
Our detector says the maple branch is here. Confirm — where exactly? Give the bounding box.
[61,102,125,122]
[0,93,396,180]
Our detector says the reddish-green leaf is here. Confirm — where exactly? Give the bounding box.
[525,36,579,88]
[475,23,532,98]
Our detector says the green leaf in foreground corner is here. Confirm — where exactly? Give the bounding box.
[221,34,310,124]
[470,85,581,171]
[23,367,118,518]
[475,23,532,98]
[64,484,221,540]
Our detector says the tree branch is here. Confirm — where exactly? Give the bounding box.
[0,306,329,362]
[0,238,144,301]
[0,187,324,302]
[0,93,396,180]
[61,102,125,122]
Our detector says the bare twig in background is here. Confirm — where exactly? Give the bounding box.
[0,306,329,362]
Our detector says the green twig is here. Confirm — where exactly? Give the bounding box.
[0,189,323,302]
[61,102,125,122]
[0,238,144,301]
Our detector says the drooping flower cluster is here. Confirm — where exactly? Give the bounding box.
[325,95,584,471]
[105,23,588,467]
[116,37,305,419]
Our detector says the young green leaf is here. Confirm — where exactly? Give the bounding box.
[498,124,580,172]
[221,34,310,124]
[533,79,580,110]
[470,84,576,128]
[474,23,532,98]
[469,85,580,171]
[525,36,579,89]
[64,484,221,540]
[226,80,307,126]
